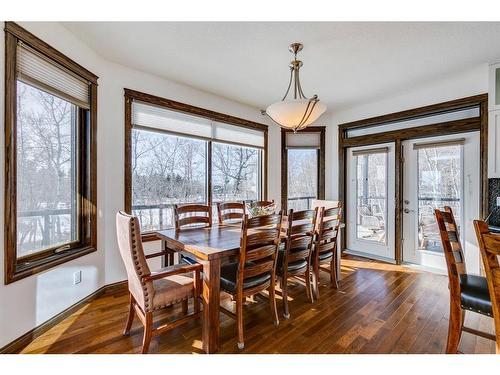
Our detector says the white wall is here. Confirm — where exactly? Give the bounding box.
[325,63,490,200]
[0,21,282,348]
[2,20,484,348]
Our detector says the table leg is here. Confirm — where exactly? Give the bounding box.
[202,258,221,354]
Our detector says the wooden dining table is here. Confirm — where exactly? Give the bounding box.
[155,222,342,353]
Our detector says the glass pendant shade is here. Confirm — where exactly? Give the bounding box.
[265,99,327,131]
[262,42,327,132]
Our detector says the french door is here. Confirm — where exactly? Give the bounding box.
[346,143,396,261]
[401,132,481,273]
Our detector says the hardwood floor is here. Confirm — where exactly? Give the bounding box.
[20,256,496,354]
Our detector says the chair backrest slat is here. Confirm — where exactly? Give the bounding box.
[217,202,245,224]
[435,207,465,305]
[282,208,317,271]
[316,204,342,256]
[435,206,466,275]
[174,203,212,231]
[237,213,282,290]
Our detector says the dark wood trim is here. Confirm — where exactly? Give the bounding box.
[341,117,481,148]
[394,139,403,264]
[281,130,287,210]
[281,127,326,211]
[123,89,269,227]
[0,280,127,354]
[480,99,489,218]
[4,31,17,284]
[339,94,487,131]
[124,95,132,215]
[124,88,267,132]
[4,22,98,84]
[338,126,347,252]
[264,128,269,200]
[338,94,488,264]
[4,23,98,284]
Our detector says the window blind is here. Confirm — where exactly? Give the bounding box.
[285,131,321,149]
[132,101,265,148]
[16,43,90,109]
[212,121,264,148]
[352,147,389,156]
[413,138,465,150]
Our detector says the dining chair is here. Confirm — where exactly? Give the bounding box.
[219,213,282,349]
[116,211,202,354]
[217,201,245,224]
[312,204,342,299]
[174,203,212,231]
[473,220,500,353]
[174,203,212,265]
[278,208,317,318]
[435,207,493,354]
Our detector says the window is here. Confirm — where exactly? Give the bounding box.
[281,128,325,211]
[416,142,462,252]
[125,89,267,234]
[131,129,208,231]
[212,142,262,204]
[4,22,98,284]
[355,150,387,243]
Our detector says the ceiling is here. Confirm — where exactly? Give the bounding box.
[62,22,500,113]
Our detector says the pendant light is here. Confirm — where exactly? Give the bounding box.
[261,42,326,132]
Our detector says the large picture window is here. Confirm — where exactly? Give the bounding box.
[125,89,267,234]
[281,127,325,211]
[4,22,98,283]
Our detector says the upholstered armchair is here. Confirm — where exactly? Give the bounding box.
[116,211,202,354]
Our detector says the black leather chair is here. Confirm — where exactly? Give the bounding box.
[277,208,317,318]
[435,207,494,354]
[219,213,282,349]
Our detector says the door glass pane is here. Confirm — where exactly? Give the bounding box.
[287,149,318,211]
[16,81,79,257]
[131,128,207,231]
[417,145,461,252]
[356,153,387,243]
[212,142,261,220]
[496,67,500,106]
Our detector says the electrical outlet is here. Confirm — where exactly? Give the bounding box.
[497,197,500,207]
[73,270,82,285]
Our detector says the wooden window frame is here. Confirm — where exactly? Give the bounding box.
[4,22,98,284]
[281,126,326,211]
[338,94,488,264]
[124,88,269,241]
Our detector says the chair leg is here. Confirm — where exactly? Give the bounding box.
[446,303,463,354]
[269,275,280,326]
[182,299,188,315]
[330,257,338,289]
[194,280,201,314]
[236,296,244,350]
[305,266,314,303]
[141,312,153,354]
[313,259,320,301]
[123,293,135,335]
[281,275,290,319]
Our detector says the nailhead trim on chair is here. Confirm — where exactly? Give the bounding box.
[130,219,152,312]
[461,304,493,317]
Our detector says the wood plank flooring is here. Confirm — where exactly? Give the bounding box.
[20,256,496,354]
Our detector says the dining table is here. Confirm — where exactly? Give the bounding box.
[155,222,342,353]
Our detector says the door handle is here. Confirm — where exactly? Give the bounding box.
[403,208,415,214]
